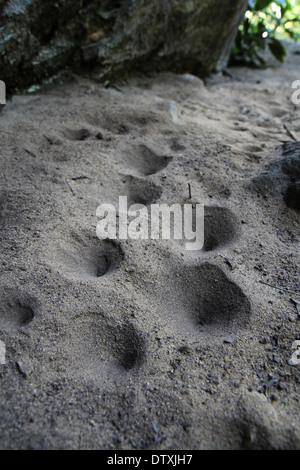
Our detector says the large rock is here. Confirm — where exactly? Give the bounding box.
[236,391,300,450]
[250,142,300,210]
[0,0,247,94]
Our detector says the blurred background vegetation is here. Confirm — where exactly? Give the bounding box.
[232,0,300,67]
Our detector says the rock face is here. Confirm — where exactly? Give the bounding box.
[236,391,300,450]
[250,142,300,210]
[0,0,247,94]
[285,181,300,210]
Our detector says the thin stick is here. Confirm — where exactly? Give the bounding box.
[283,124,297,142]
[188,183,192,199]
[23,147,37,158]
[70,175,90,181]
[66,180,75,195]
[259,280,300,297]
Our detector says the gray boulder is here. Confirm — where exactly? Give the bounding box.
[0,0,247,94]
[250,142,300,210]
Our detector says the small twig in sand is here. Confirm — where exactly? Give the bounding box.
[66,181,75,195]
[188,183,192,199]
[259,280,300,297]
[70,175,90,181]
[23,147,37,158]
[283,124,297,142]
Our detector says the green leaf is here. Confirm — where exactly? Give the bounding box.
[254,0,273,11]
[268,38,286,62]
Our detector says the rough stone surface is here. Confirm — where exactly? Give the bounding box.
[0,0,247,93]
[285,181,300,210]
[250,141,300,210]
[236,391,300,450]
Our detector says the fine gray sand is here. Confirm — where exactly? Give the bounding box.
[0,42,299,450]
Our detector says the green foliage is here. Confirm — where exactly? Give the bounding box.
[232,0,300,67]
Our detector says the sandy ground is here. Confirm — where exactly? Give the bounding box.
[0,41,299,450]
